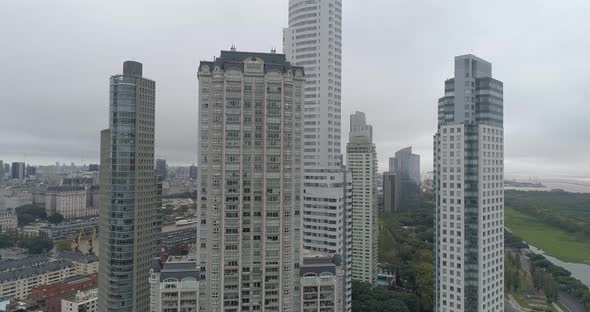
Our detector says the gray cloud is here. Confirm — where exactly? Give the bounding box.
[1,0,589,178]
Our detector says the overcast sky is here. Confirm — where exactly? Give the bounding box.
[1,0,589,179]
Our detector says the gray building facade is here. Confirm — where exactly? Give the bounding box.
[197,50,305,312]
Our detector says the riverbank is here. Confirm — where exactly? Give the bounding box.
[505,207,590,264]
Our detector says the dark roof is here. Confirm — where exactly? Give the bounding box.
[0,257,49,272]
[199,50,304,75]
[47,186,85,192]
[55,251,98,263]
[0,260,73,282]
[158,260,200,281]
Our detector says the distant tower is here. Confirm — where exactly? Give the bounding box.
[346,112,378,283]
[155,159,167,180]
[11,162,25,181]
[434,55,505,312]
[98,61,158,312]
[284,1,352,310]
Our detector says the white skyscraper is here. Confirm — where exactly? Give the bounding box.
[346,112,378,283]
[434,55,504,312]
[197,50,305,312]
[284,1,352,311]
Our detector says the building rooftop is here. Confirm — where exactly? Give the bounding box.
[0,260,73,283]
[0,256,49,272]
[54,251,98,264]
[199,50,304,75]
[46,186,85,192]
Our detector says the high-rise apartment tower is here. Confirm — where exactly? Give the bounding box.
[98,61,158,312]
[346,112,378,283]
[197,50,305,312]
[434,55,504,312]
[283,1,352,310]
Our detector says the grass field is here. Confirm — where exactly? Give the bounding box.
[505,207,590,264]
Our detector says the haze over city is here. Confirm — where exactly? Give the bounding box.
[1,0,590,178]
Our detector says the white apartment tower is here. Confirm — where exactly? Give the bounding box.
[284,1,352,311]
[346,112,378,283]
[434,55,504,312]
[197,50,305,312]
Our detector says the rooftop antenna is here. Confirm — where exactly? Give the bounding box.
[271,46,276,54]
[230,44,236,52]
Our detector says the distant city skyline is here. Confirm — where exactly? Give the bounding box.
[2,0,590,178]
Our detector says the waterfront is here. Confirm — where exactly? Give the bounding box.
[506,178,590,193]
[529,244,590,288]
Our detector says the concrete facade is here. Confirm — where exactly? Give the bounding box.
[283,1,352,310]
[434,55,504,312]
[197,50,305,312]
[346,112,378,283]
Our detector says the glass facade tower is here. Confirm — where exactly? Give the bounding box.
[98,61,158,312]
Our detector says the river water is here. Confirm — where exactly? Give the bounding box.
[528,245,590,288]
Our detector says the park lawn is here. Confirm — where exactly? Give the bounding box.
[505,207,590,264]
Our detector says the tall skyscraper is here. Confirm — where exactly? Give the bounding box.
[197,50,305,312]
[383,147,421,214]
[284,1,352,310]
[346,112,378,283]
[434,55,504,312]
[11,162,25,180]
[0,160,4,183]
[155,159,167,180]
[98,61,158,312]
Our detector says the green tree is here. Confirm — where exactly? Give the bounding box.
[55,240,73,252]
[18,238,53,254]
[48,213,64,224]
[18,213,35,226]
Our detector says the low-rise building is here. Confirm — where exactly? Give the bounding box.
[0,190,32,210]
[46,187,90,220]
[40,218,98,241]
[61,287,97,312]
[0,257,77,300]
[53,252,98,275]
[0,209,17,232]
[301,251,345,312]
[159,223,197,255]
[0,253,98,302]
[31,274,97,312]
[22,223,47,238]
[149,256,200,312]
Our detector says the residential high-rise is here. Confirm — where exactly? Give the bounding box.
[284,1,352,310]
[346,112,378,283]
[0,160,4,183]
[11,162,25,180]
[197,50,305,312]
[155,159,167,180]
[301,251,345,312]
[149,256,200,312]
[383,147,421,214]
[434,55,504,312]
[98,61,158,312]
